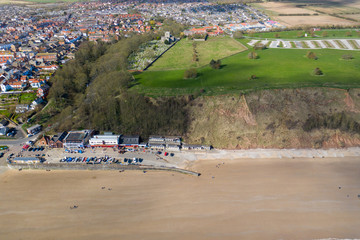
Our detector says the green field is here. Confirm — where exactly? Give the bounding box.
[246,29,360,40]
[134,43,360,96]
[149,36,247,71]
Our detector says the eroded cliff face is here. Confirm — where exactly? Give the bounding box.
[185,88,360,149]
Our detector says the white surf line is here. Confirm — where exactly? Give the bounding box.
[340,39,353,50]
[315,40,327,48]
[248,40,258,46]
[305,40,316,49]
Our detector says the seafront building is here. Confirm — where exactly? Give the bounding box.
[89,135,120,147]
[63,130,93,149]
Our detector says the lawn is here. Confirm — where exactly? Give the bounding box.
[246,29,360,40]
[149,36,247,71]
[133,47,360,96]
[19,92,37,104]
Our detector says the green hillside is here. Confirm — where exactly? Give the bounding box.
[134,42,360,96]
[149,36,247,71]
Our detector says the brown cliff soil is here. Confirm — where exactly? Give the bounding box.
[185,88,360,149]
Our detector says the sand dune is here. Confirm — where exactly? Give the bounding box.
[1,157,360,239]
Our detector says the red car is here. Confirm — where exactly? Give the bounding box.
[22,145,30,150]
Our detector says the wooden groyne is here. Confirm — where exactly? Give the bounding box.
[7,163,201,176]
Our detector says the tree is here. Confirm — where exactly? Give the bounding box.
[313,67,323,75]
[249,75,257,80]
[254,43,266,50]
[248,51,258,59]
[210,59,221,69]
[184,68,197,79]
[306,51,318,60]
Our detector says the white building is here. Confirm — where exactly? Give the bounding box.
[89,135,120,147]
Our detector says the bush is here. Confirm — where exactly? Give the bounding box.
[342,54,353,60]
[313,67,323,75]
[249,75,257,80]
[254,43,267,50]
[248,51,258,59]
[184,68,197,79]
[306,51,318,60]
[210,59,221,69]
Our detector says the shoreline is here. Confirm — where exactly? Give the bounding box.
[185,147,360,161]
[2,147,360,177]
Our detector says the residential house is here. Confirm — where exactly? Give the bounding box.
[35,53,57,62]
[37,84,50,98]
[28,78,43,88]
[49,131,68,148]
[0,82,11,92]
[8,79,26,90]
[30,97,44,110]
[37,135,50,146]
[0,126,9,136]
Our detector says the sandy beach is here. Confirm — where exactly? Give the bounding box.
[1,156,360,240]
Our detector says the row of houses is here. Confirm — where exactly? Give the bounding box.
[36,130,211,151]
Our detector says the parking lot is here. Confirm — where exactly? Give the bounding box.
[14,146,185,168]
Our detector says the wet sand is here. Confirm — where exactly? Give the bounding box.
[1,157,360,240]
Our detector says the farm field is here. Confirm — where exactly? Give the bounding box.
[255,2,318,15]
[343,14,360,21]
[134,45,360,96]
[251,1,358,27]
[149,37,247,71]
[275,15,356,27]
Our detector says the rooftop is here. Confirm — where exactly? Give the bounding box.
[65,131,88,142]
